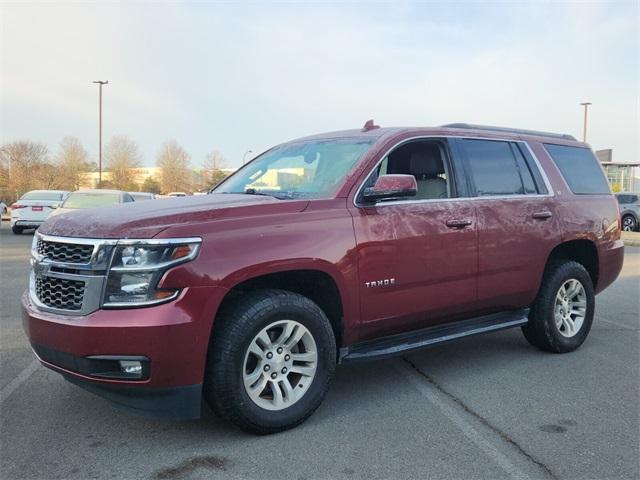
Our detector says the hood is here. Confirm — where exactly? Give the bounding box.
[39,194,308,239]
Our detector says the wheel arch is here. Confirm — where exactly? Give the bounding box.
[217,263,348,349]
[544,239,599,290]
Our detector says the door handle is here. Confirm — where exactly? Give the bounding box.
[532,210,553,220]
[446,219,472,229]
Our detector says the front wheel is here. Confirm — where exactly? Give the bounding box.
[522,260,595,353]
[622,214,637,232]
[204,289,336,434]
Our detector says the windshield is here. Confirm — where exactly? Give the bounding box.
[214,138,374,199]
[21,191,64,201]
[62,192,120,209]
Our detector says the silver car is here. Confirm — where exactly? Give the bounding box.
[616,193,640,232]
[49,190,135,219]
[128,192,157,201]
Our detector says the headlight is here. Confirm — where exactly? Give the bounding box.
[102,240,200,307]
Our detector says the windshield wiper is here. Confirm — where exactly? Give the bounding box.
[221,189,290,200]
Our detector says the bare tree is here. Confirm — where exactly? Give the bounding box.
[0,141,50,201]
[55,137,90,191]
[104,136,142,190]
[141,176,161,194]
[157,140,192,193]
[204,149,229,189]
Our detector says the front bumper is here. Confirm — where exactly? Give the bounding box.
[22,285,228,419]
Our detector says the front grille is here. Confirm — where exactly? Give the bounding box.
[36,238,94,264]
[35,276,85,311]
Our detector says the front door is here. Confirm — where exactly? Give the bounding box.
[349,138,478,341]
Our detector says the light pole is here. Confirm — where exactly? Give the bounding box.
[93,80,109,187]
[242,149,253,164]
[580,101,592,142]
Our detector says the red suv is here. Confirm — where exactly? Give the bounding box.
[22,122,624,433]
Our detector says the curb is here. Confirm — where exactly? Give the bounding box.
[622,233,640,247]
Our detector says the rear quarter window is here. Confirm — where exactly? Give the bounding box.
[544,144,610,194]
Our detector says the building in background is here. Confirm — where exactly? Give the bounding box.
[79,167,163,190]
[596,149,640,193]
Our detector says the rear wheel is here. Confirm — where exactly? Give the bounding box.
[12,225,23,234]
[622,214,637,232]
[522,260,594,353]
[204,289,336,434]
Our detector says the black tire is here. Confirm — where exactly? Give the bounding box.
[622,214,637,232]
[522,260,595,353]
[12,225,23,234]
[204,289,336,434]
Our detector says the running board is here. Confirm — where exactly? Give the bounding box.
[340,309,529,363]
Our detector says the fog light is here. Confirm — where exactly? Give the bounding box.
[119,360,142,375]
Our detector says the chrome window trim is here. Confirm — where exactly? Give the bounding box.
[520,141,554,195]
[353,135,555,209]
[29,232,202,315]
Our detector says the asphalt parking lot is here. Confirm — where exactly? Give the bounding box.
[1,226,638,480]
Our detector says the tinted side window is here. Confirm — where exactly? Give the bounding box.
[460,139,524,196]
[544,144,610,194]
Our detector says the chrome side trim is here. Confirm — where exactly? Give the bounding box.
[352,135,555,209]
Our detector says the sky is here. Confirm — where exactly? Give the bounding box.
[1,1,638,169]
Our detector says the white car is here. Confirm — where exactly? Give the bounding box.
[10,190,69,234]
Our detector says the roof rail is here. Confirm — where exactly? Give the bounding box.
[441,123,577,141]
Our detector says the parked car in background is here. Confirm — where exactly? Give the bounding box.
[48,190,135,219]
[10,190,69,234]
[129,192,156,201]
[615,193,640,231]
[23,122,623,434]
[167,192,187,197]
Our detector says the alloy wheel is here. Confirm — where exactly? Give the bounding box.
[243,320,318,411]
[622,216,636,232]
[554,279,587,338]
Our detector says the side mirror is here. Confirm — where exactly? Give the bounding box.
[363,174,417,203]
[51,203,59,209]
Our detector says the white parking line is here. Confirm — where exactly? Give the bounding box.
[396,362,530,480]
[597,315,637,330]
[0,360,39,404]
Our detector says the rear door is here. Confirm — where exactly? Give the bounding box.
[453,138,561,311]
[349,138,478,340]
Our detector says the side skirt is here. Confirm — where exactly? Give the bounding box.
[339,308,529,363]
